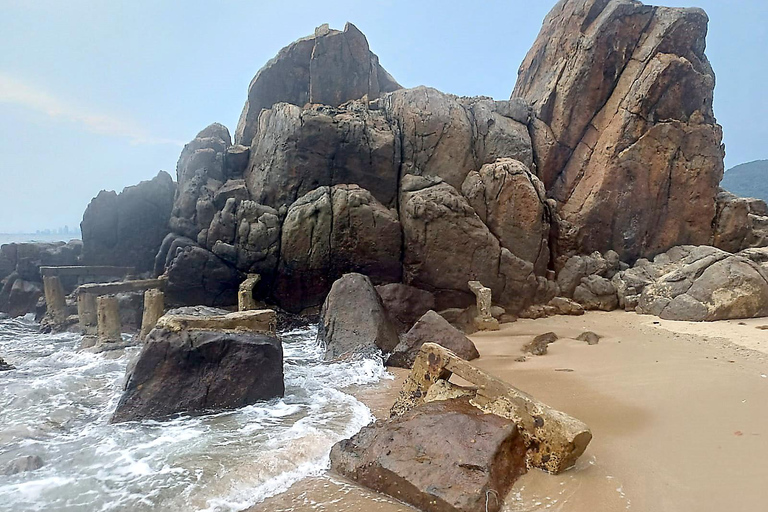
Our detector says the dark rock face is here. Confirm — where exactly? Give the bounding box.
[245,101,401,210]
[613,245,768,321]
[388,311,479,369]
[276,185,402,312]
[235,23,401,146]
[0,241,82,317]
[329,398,528,512]
[165,246,243,307]
[170,124,232,242]
[514,0,724,261]
[81,171,176,272]
[0,356,14,371]
[111,328,283,423]
[318,273,400,360]
[376,283,436,333]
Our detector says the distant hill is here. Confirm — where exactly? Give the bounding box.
[721,160,768,202]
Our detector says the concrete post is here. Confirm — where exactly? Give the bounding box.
[43,276,67,322]
[238,274,261,312]
[97,296,122,344]
[139,289,164,340]
[468,281,500,331]
[77,292,98,335]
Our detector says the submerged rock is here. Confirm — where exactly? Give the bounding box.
[387,310,479,369]
[318,273,399,360]
[329,397,527,512]
[0,356,14,371]
[3,455,44,476]
[111,328,283,423]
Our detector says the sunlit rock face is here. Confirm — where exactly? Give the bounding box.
[513,0,724,262]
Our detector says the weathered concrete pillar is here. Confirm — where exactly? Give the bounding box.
[43,276,67,322]
[97,296,122,344]
[139,289,164,340]
[468,280,500,331]
[238,274,261,312]
[77,292,98,335]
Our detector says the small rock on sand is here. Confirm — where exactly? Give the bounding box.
[523,332,559,356]
[576,331,602,345]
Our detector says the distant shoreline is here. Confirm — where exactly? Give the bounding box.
[0,233,82,245]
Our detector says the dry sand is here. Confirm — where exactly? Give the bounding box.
[257,311,768,511]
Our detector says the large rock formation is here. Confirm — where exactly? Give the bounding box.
[235,23,401,146]
[164,245,243,307]
[514,0,725,261]
[613,245,768,321]
[81,171,175,272]
[330,397,528,512]
[111,326,283,423]
[318,273,400,360]
[712,190,768,253]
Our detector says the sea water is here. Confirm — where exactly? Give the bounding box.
[0,316,388,511]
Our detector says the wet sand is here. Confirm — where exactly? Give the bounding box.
[256,311,768,511]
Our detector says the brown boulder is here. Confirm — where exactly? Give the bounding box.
[713,189,768,253]
[329,397,527,512]
[235,23,401,146]
[165,245,243,307]
[318,273,400,360]
[514,0,724,261]
[387,310,479,369]
[111,328,283,423]
[461,158,550,273]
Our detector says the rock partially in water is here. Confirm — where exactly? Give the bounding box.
[318,273,399,360]
[111,328,284,423]
[3,455,44,476]
[329,397,527,512]
[0,355,14,371]
[388,310,479,369]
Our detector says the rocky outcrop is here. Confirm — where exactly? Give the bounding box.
[318,273,400,360]
[276,185,401,312]
[514,0,724,261]
[0,241,82,317]
[400,175,555,312]
[613,245,768,321]
[81,171,175,272]
[556,251,622,298]
[170,124,234,243]
[388,310,479,369]
[111,327,283,423]
[330,397,527,512]
[573,275,619,312]
[712,189,768,253]
[235,23,401,146]
[164,245,243,307]
[245,100,401,210]
[376,283,436,333]
[461,159,551,274]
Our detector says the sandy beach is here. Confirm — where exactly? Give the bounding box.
[257,311,768,511]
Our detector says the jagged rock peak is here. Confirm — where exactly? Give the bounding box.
[234,22,402,145]
[514,0,723,262]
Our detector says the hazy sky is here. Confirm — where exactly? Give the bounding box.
[1,0,766,232]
